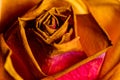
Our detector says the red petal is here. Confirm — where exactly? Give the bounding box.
[41,51,87,75]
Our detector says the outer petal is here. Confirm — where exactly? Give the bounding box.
[0,34,23,80]
[99,36,120,79]
[3,19,46,79]
[83,0,120,44]
[82,0,120,78]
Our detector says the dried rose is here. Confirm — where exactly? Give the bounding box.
[0,0,111,80]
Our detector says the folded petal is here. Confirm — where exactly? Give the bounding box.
[99,36,120,79]
[75,14,111,56]
[83,0,120,44]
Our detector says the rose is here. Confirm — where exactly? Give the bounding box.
[18,5,86,76]
[33,6,76,45]
[0,0,111,80]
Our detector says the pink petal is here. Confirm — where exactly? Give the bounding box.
[57,53,105,80]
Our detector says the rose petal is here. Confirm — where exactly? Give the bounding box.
[75,14,111,56]
[56,53,105,80]
[41,51,87,75]
[83,0,120,44]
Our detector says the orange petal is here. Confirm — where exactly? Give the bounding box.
[83,0,120,44]
[75,14,111,56]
